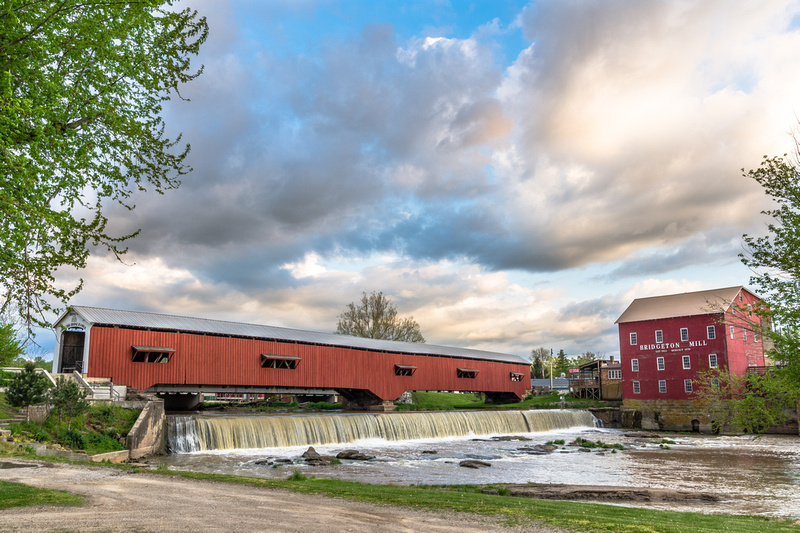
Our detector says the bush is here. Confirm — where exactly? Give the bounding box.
[63,429,86,450]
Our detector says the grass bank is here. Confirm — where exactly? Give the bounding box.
[0,443,796,532]
[0,479,83,509]
[156,469,798,533]
[396,391,619,411]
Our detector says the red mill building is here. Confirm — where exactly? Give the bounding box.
[615,286,768,431]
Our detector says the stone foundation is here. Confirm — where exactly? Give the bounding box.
[622,399,714,433]
[621,399,799,434]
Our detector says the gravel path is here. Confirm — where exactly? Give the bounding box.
[0,461,563,533]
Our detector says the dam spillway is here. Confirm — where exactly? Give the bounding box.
[166,409,597,453]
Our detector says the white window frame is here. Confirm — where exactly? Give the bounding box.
[680,327,689,342]
[631,358,639,372]
[658,380,667,393]
[742,328,747,341]
[730,326,735,339]
[682,355,691,369]
[607,369,621,380]
[711,378,720,389]
[684,379,693,393]
[655,330,663,343]
[630,332,637,345]
[632,380,641,394]
[657,357,665,371]
[754,331,759,342]
[707,325,715,340]
[708,353,718,368]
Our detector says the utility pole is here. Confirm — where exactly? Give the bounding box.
[550,348,553,390]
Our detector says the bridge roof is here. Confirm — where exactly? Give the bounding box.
[63,306,527,364]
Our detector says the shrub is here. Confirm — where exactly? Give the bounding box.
[62,429,86,450]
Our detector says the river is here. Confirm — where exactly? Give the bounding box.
[156,410,800,519]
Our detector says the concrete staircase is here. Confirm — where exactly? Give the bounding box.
[0,408,27,429]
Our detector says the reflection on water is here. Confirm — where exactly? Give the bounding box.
[156,417,800,518]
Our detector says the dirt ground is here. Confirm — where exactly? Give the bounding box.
[0,460,562,533]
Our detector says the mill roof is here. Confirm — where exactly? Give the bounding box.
[615,286,752,324]
[58,306,527,365]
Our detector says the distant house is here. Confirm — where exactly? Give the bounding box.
[530,378,569,394]
[568,358,622,400]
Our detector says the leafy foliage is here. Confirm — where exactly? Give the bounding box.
[49,376,89,435]
[335,291,425,342]
[5,361,48,418]
[693,369,793,433]
[0,0,208,333]
[0,322,23,366]
[740,148,800,391]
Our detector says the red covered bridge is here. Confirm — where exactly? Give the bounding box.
[53,306,530,410]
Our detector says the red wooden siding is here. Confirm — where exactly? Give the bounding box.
[87,327,529,400]
[618,294,767,401]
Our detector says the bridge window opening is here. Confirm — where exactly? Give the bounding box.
[394,364,416,376]
[260,354,300,369]
[510,372,524,382]
[131,346,174,363]
[457,368,478,379]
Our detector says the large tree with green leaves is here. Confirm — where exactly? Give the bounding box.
[1,1,208,333]
[740,140,800,391]
[335,291,425,343]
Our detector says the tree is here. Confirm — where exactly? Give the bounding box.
[335,291,425,342]
[49,376,89,436]
[573,351,598,367]
[554,349,570,377]
[1,1,208,334]
[694,369,792,433]
[740,140,800,391]
[5,360,49,422]
[530,347,550,379]
[0,322,23,366]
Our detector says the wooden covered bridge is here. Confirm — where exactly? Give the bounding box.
[52,306,530,410]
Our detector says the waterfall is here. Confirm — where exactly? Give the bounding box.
[166,410,597,453]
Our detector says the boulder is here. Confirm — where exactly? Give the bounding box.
[336,450,375,461]
[459,460,491,469]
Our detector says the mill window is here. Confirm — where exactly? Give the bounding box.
[655,330,663,343]
[657,357,665,371]
[607,369,621,380]
[707,326,716,339]
[682,356,691,370]
[632,380,641,394]
[684,379,693,393]
[631,358,639,372]
[708,353,718,368]
[658,380,667,393]
[630,332,638,345]
[680,328,689,342]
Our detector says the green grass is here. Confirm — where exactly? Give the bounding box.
[148,470,799,533]
[395,391,621,411]
[2,395,140,455]
[0,479,83,509]
[0,390,17,420]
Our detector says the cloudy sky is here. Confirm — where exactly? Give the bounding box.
[52,0,800,360]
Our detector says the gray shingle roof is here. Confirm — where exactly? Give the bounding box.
[62,306,527,364]
[615,286,753,324]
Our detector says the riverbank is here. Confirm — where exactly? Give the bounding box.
[1,457,798,532]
